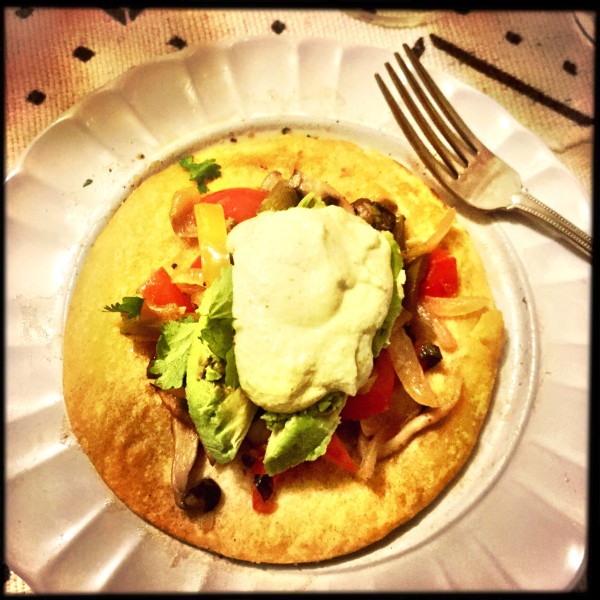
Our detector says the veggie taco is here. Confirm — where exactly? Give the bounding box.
[63,131,504,564]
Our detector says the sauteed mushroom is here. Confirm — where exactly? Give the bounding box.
[169,414,221,512]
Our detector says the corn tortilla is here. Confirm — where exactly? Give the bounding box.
[63,132,504,564]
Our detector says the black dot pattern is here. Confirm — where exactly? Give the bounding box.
[102,8,145,25]
[271,20,286,34]
[505,31,522,45]
[563,60,578,76]
[128,9,144,22]
[168,36,187,50]
[15,7,34,19]
[26,89,46,105]
[73,46,95,62]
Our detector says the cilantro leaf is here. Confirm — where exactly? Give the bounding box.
[103,296,144,319]
[148,317,198,390]
[199,265,234,360]
[179,156,222,193]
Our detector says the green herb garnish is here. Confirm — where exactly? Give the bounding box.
[179,156,222,193]
[103,296,144,319]
[148,316,198,390]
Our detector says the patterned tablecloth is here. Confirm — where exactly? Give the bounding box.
[4,7,594,594]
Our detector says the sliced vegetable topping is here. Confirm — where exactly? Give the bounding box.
[341,349,396,421]
[403,207,456,262]
[352,198,397,232]
[195,203,230,287]
[202,188,269,223]
[421,295,488,317]
[420,248,459,298]
[257,179,299,212]
[140,267,196,313]
[260,393,346,476]
[170,186,269,238]
[388,319,438,407]
[322,432,358,472]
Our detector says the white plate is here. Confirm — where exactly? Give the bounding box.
[5,35,591,592]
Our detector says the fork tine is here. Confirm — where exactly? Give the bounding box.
[375,72,452,185]
[384,60,460,178]
[393,51,469,167]
[401,43,479,155]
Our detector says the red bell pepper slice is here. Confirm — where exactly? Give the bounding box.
[189,255,203,269]
[251,454,268,475]
[322,432,358,472]
[252,486,277,514]
[202,188,269,223]
[341,349,396,421]
[171,187,270,238]
[139,267,195,313]
[420,248,459,298]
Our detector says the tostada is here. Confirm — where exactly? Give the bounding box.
[63,131,504,564]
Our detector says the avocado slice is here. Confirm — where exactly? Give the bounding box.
[372,231,404,357]
[261,393,346,475]
[185,326,257,463]
[185,265,256,464]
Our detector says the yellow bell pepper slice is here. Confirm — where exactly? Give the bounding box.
[195,202,230,287]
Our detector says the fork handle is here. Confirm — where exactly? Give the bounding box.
[509,188,592,260]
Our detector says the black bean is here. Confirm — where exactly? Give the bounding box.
[241,452,255,468]
[418,342,443,371]
[254,474,274,501]
[183,478,222,512]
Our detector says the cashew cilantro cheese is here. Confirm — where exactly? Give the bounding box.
[227,204,394,413]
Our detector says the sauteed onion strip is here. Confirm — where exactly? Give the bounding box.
[422,295,489,317]
[403,207,456,262]
[388,319,439,407]
[356,377,463,480]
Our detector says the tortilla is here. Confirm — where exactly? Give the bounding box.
[63,131,504,564]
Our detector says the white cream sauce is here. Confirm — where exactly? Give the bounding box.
[227,205,393,413]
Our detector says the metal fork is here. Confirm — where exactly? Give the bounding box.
[375,44,592,260]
